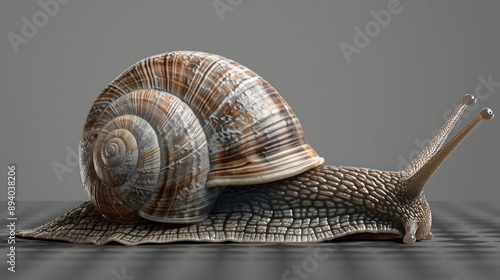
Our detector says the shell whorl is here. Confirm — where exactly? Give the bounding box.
[80,51,324,223]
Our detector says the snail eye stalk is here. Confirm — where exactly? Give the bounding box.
[401,94,494,197]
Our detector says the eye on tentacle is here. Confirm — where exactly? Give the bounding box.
[396,94,493,244]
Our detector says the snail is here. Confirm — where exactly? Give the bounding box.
[17,51,494,245]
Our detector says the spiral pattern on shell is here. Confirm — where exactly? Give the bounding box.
[80,51,324,223]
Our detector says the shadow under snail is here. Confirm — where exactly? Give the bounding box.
[17,51,494,245]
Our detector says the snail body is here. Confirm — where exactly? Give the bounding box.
[18,51,493,245]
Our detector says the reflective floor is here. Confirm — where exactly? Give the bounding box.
[2,201,500,280]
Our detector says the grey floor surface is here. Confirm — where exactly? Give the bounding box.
[1,201,499,280]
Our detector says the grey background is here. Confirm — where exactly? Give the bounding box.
[1,0,499,201]
[1,1,500,280]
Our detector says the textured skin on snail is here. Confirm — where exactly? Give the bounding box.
[17,166,431,245]
[17,51,493,245]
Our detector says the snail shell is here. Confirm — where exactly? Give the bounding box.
[80,51,324,224]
